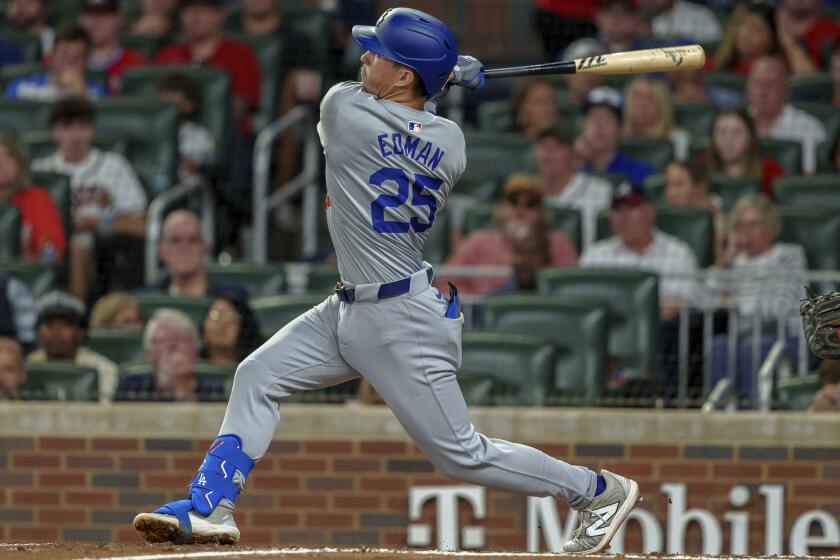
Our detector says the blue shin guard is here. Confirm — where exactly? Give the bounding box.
[153,434,254,543]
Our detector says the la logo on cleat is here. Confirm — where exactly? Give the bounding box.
[198,474,207,486]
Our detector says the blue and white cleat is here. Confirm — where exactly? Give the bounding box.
[133,434,254,545]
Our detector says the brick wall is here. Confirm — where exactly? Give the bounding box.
[0,404,838,554]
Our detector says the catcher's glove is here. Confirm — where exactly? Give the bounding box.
[800,286,840,359]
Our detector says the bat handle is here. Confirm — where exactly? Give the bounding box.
[484,60,576,79]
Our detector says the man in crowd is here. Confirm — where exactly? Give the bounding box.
[777,0,840,68]
[4,25,106,101]
[535,121,612,252]
[32,97,147,300]
[747,55,827,174]
[575,86,654,187]
[595,0,644,54]
[0,337,27,400]
[27,290,118,402]
[114,308,225,402]
[0,267,36,350]
[79,0,147,95]
[4,0,53,58]
[149,210,246,300]
[638,0,722,44]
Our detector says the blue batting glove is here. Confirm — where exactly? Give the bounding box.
[452,55,485,90]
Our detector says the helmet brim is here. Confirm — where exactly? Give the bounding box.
[352,25,395,61]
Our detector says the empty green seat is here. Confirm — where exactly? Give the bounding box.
[778,207,840,273]
[642,174,667,205]
[0,260,55,297]
[86,329,145,365]
[790,73,833,103]
[709,174,761,211]
[464,131,533,182]
[120,35,161,60]
[760,138,802,175]
[462,203,582,251]
[250,294,326,339]
[0,98,51,135]
[305,264,340,295]
[122,65,230,164]
[477,99,512,133]
[133,294,213,330]
[95,97,179,194]
[773,174,840,208]
[673,103,715,137]
[206,262,284,298]
[453,174,498,201]
[30,171,72,244]
[537,268,660,382]
[618,137,674,171]
[481,295,607,405]
[23,362,98,401]
[0,204,20,259]
[458,332,555,406]
[776,373,820,410]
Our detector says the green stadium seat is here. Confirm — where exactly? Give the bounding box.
[0,260,55,297]
[47,1,81,26]
[618,137,674,171]
[22,362,98,401]
[228,32,282,130]
[133,294,213,330]
[464,131,533,182]
[778,207,840,273]
[481,296,607,405]
[0,61,44,88]
[194,361,236,398]
[94,97,179,194]
[0,28,41,61]
[793,102,840,143]
[642,174,666,205]
[705,71,745,96]
[773,175,840,208]
[0,98,51,135]
[206,262,284,298]
[423,209,450,264]
[458,332,555,406]
[673,103,716,137]
[709,174,761,212]
[453,174,498,201]
[85,329,145,365]
[0,204,20,259]
[537,268,660,381]
[790,73,833,103]
[250,294,326,339]
[477,99,512,132]
[120,34,161,60]
[760,138,802,175]
[122,65,230,164]
[305,264,340,295]
[776,373,820,411]
[462,203,583,251]
[30,171,72,244]
[594,207,715,267]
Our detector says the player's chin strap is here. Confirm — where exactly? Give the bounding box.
[153,434,255,544]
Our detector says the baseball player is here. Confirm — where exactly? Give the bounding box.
[133,8,639,553]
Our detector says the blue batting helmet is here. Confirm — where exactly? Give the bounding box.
[352,8,458,97]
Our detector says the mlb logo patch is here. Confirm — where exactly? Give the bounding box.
[408,121,423,133]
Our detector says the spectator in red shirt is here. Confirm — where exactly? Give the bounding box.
[778,0,840,69]
[707,109,785,197]
[155,0,261,134]
[0,135,66,264]
[79,0,147,95]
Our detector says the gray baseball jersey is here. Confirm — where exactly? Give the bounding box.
[218,81,597,511]
[318,81,466,284]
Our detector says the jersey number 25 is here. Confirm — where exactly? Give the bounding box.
[369,167,443,234]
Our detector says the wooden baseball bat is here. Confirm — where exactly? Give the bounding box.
[483,44,705,79]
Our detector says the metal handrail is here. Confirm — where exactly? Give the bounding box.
[756,340,791,412]
[702,378,733,412]
[251,105,320,264]
[144,178,215,285]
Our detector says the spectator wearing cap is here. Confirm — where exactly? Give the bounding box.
[747,55,826,173]
[32,97,147,301]
[156,0,261,136]
[510,77,559,139]
[575,86,655,187]
[534,121,612,252]
[4,25,106,102]
[114,308,225,402]
[0,337,26,401]
[27,290,119,402]
[558,39,606,106]
[4,0,54,58]
[580,183,698,322]
[79,0,147,95]
[638,0,722,44]
[0,267,36,350]
[777,0,840,69]
[149,210,247,300]
[439,173,578,296]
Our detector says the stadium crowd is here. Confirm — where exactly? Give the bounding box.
[1,0,839,410]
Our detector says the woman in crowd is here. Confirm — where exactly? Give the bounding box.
[708,109,784,196]
[0,135,65,265]
[200,296,262,367]
[510,77,559,139]
[89,292,144,331]
[663,159,725,258]
[707,194,807,406]
[623,76,690,160]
